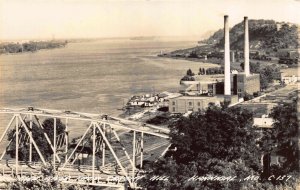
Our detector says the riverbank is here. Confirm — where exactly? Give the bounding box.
[0,40,68,55]
[0,38,208,130]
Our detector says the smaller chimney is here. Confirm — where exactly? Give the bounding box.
[230,51,235,63]
[244,16,250,76]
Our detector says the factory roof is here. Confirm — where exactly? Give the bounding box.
[173,96,211,100]
[169,95,229,100]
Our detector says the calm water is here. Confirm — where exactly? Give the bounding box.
[0,37,216,115]
[0,37,218,149]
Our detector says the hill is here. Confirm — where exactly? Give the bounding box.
[165,19,298,59]
[202,19,298,51]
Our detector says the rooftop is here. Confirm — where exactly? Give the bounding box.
[174,96,210,100]
[281,67,298,76]
[170,94,234,100]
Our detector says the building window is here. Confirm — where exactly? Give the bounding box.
[173,107,176,112]
[172,101,175,105]
[238,89,242,92]
[189,102,192,106]
[198,102,200,106]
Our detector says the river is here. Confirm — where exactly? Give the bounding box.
[0,37,219,148]
[0,37,217,115]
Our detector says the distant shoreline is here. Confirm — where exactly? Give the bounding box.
[0,40,68,56]
[0,46,67,56]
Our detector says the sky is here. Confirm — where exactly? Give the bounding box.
[0,0,300,40]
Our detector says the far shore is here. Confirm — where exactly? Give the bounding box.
[0,45,68,56]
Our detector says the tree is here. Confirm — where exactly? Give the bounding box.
[260,101,299,186]
[189,51,198,58]
[186,69,194,76]
[7,118,66,162]
[243,92,254,101]
[198,68,202,75]
[259,65,280,90]
[260,73,269,90]
[206,69,211,75]
[43,118,66,145]
[240,62,260,73]
[140,106,262,189]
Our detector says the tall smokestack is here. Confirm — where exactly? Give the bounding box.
[224,15,231,96]
[244,16,250,76]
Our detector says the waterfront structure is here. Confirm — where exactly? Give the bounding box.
[170,15,260,114]
[169,95,238,113]
[127,94,158,107]
[181,73,260,99]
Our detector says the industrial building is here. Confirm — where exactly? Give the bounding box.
[169,95,238,113]
[169,16,260,113]
[180,73,260,99]
[232,73,260,98]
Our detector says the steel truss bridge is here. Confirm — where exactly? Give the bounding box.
[0,107,170,189]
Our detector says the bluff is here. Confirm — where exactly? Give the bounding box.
[201,19,298,51]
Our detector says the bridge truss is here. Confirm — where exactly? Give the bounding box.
[0,107,170,189]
